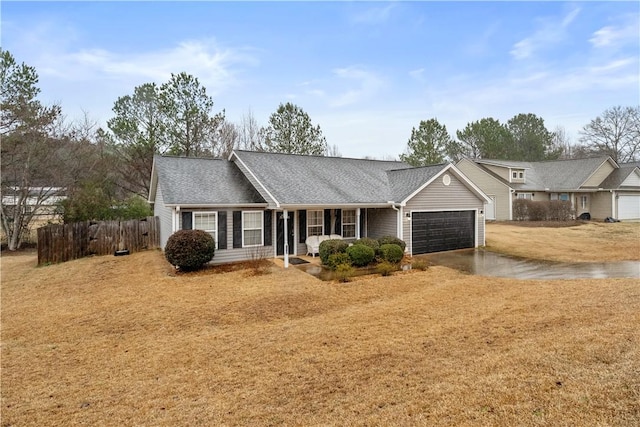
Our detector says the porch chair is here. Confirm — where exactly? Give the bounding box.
[305,235,321,257]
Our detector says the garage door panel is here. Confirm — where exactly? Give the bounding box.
[618,195,640,220]
[412,211,475,254]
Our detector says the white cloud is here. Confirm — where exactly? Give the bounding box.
[590,14,640,49]
[510,7,581,60]
[328,66,384,107]
[351,3,397,25]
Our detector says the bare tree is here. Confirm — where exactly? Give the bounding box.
[237,109,265,151]
[1,49,65,250]
[580,106,640,163]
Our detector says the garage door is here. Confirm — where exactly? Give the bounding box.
[412,211,475,254]
[618,195,640,220]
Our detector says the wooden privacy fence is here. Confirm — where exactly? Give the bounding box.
[37,216,160,265]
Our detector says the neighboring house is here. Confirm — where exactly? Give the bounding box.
[456,156,640,221]
[149,150,490,265]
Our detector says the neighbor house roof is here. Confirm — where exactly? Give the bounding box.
[151,155,266,206]
[599,164,640,189]
[230,150,414,206]
[472,156,615,191]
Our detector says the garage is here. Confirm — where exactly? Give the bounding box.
[411,210,475,254]
[618,195,640,220]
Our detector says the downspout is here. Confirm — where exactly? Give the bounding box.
[389,202,401,239]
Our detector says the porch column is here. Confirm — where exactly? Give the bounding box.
[356,208,361,239]
[283,209,289,268]
[173,206,180,233]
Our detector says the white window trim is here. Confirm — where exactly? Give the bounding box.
[242,211,263,248]
[342,209,356,238]
[307,209,324,237]
[581,195,588,209]
[193,211,218,249]
[517,193,533,200]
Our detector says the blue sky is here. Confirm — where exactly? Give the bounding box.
[2,1,638,159]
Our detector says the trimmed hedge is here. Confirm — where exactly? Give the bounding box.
[377,236,406,251]
[513,199,574,221]
[165,229,215,271]
[353,237,380,253]
[379,243,404,264]
[327,252,352,270]
[319,239,349,265]
[346,244,375,267]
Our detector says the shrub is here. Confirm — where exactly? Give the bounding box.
[412,260,429,271]
[528,201,547,221]
[327,252,352,270]
[319,239,349,265]
[548,200,573,221]
[346,244,376,267]
[353,237,380,253]
[377,236,406,251]
[335,263,355,282]
[165,229,215,271]
[376,261,397,276]
[379,243,404,264]
[513,199,529,221]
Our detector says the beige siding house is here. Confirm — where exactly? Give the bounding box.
[149,151,490,265]
[457,157,640,221]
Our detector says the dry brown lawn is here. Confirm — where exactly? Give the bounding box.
[486,221,640,262]
[2,223,639,426]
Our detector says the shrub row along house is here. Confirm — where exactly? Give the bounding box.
[149,151,490,265]
[456,157,640,221]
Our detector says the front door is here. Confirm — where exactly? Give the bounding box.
[277,212,295,255]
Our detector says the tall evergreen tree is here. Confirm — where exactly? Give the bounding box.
[263,102,327,155]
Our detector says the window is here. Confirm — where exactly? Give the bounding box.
[242,211,263,247]
[559,193,569,201]
[342,209,356,238]
[550,193,558,201]
[517,193,533,200]
[581,195,588,209]
[194,212,217,247]
[518,171,524,179]
[307,210,324,237]
[512,171,518,179]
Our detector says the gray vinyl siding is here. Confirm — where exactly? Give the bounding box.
[173,207,274,265]
[154,185,174,249]
[403,172,485,255]
[583,161,615,187]
[457,159,512,220]
[366,208,397,239]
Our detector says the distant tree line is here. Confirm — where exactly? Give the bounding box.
[1,47,638,249]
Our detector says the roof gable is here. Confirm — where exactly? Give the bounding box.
[151,156,266,206]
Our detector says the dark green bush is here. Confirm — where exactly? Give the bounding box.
[377,236,406,251]
[319,239,349,265]
[165,229,215,271]
[376,260,397,276]
[353,237,380,253]
[346,244,375,267]
[327,252,352,270]
[379,243,404,264]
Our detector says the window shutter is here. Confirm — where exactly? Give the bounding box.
[359,208,366,238]
[233,211,242,248]
[298,210,307,243]
[335,209,342,235]
[324,209,332,235]
[263,210,272,246]
[181,211,192,230]
[217,211,227,249]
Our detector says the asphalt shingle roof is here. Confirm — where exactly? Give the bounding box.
[387,164,448,202]
[233,151,415,205]
[476,157,611,191]
[154,155,266,205]
[599,165,640,189]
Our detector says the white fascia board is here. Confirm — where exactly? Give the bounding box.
[229,151,281,208]
[399,163,491,206]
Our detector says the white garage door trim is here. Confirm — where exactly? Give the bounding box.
[618,195,640,220]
